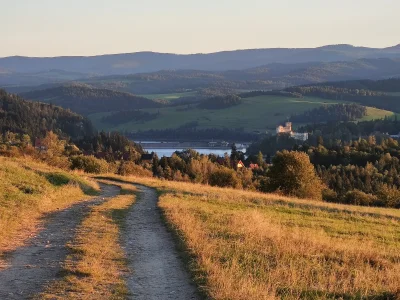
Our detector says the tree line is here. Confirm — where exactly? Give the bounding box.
[290,103,367,123]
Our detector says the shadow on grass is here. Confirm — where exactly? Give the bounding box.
[44,172,99,196]
[277,287,398,300]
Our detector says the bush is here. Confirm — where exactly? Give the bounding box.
[209,168,241,188]
[70,156,110,174]
[117,161,152,177]
[322,188,338,202]
[344,190,378,206]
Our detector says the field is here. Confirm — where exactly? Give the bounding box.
[361,107,394,121]
[89,94,394,133]
[139,91,197,101]
[102,175,400,299]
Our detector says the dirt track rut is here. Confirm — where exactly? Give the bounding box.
[123,184,200,300]
[0,184,120,300]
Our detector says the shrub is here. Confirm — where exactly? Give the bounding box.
[117,161,152,177]
[344,190,378,206]
[209,168,241,188]
[322,188,338,202]
[70,156,110,174]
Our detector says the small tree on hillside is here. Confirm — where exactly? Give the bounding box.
[263,150,323,200]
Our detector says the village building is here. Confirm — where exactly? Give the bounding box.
[236,160,245,169]
[34,138,47,151]
[276,122,308,141]
[249,163,259,170]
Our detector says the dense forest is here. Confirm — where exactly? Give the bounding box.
[286,81,400,113]
[311,78,400,92]
[197,95,242,109]
[0,89,93,139]
[127,126,259,142]
[305,137,400,208]
[249,118,400,155]
[21,84,162,115]
[290,103,367,123]
[100,110,158,126]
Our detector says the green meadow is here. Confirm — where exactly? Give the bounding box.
[89,94,394,132]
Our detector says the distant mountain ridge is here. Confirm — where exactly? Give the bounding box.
[1,44,400,76]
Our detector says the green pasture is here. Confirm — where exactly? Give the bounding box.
[89,94,394,132]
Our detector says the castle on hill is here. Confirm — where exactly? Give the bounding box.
[276,122,308,141]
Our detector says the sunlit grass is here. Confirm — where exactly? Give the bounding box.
[102,174,400,299]
[39,182,136,299]
[0,157,99,266]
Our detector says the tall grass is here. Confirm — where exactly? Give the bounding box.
[104,175,400,299]
[0,157,99,265]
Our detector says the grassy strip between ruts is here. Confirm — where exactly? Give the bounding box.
[38,182,136,300]
[100,175,400,300]
[0,157,99,267]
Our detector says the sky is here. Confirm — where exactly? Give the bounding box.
[1,0,399,57]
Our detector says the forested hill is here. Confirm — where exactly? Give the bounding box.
[285,78,400,113]
[305,78,400,92]
[0,89,93,139]
[76,58,400,94]
[21,84,162,115]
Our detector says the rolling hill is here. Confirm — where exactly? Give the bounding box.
[21,84,162,115]
[1,44,400,76]
[89,94,393,133]
[0,89,93,139]
[78,58,400,94]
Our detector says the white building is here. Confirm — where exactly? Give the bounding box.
[276,122,308,141]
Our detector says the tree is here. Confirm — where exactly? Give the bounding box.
[41,131,66,158]
[257,151,264,167]
[209,168,240,188]
[263,150,323,200]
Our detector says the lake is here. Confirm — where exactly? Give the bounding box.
[135,141,248,157]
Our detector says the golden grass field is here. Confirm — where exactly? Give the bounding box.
[40,180,136,299]
[103,175,400,300]
[0,157,99,265]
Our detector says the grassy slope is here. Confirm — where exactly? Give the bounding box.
[361,107,394,121]
[89,95,393,132]
[103,175,400,300]
[0,157,99,265]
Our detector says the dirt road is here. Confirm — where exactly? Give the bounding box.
[123,184,200,300]
[0,184,120,300]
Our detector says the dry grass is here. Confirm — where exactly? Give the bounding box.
[39,183,136,300]
[0,157,99,266]
[102,175,400,299]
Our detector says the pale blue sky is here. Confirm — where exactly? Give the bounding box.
[1,0,399,57]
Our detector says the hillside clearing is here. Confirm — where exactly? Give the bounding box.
[139,91,197,101]
[89,95,393,132]
[101,175,400,300]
